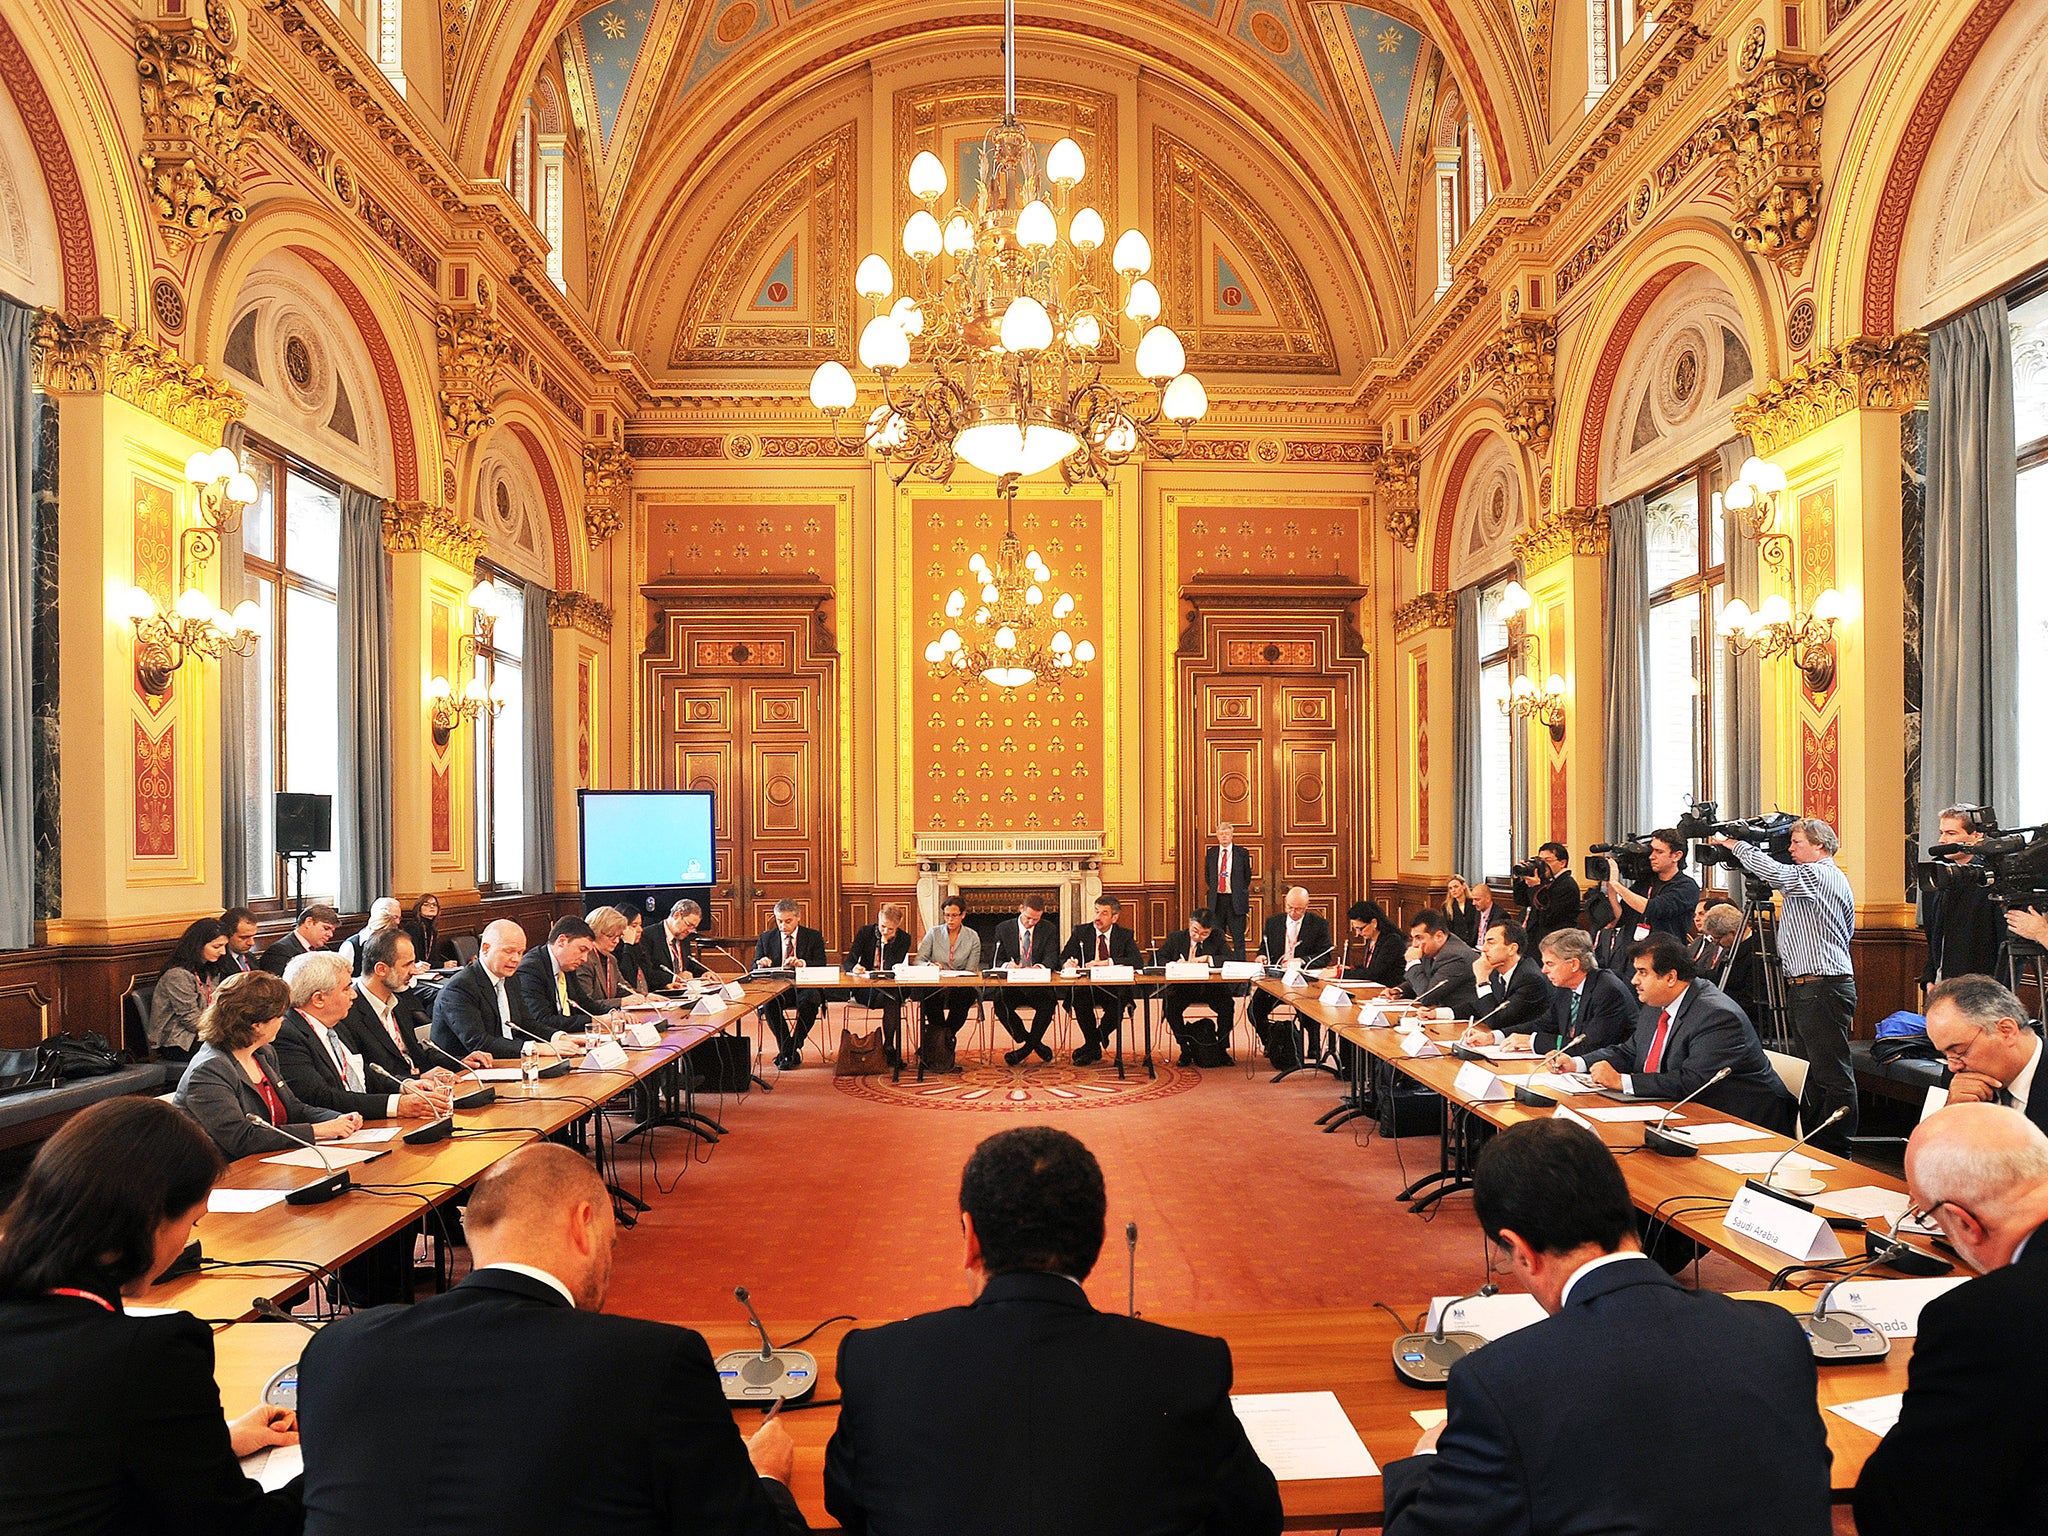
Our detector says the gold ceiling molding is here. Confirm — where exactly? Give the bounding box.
[436,276,508,446]
[380,498,488,566]
[1378,446,1420,549]
[1730,332,1929,457]
[441,0,473,112]
[1496,314,1555,448]
[135,20,271,251]
[667,123,856,368]
[31,310,245,441]
[1393,590,1458,641]
[582,437,631,546]
[1152,131,1337,375]
[1700,51,1825,275]
[1511,504,1609,573]
[548,589,614,641]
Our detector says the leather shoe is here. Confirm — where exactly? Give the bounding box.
[1072,1043,1104,1067]
[774,1051,800,1071]
[1004,1045,1031,1067]
[1034,1042,1054,1062]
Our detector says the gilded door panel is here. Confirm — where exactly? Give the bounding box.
[1280,687,1336,730]
[1203,685,1261,732]
[752,745,806,837]
[1281,742,1335,837]
[1204,743,1261,837]
[670,691,730,731]
[752,689,810,735]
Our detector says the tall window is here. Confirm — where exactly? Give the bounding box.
[235,442,342,903]
[1642,460,1730,831]
[471,570,525,890]
[376,0,404,92]
[2012,283,2048,826]
[1476,575,1518,881]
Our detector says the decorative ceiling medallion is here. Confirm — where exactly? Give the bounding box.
[151,278,186,335]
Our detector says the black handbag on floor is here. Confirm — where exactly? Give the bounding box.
[688,1034,753,1095]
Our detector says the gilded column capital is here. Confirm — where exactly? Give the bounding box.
[1730,332,1929,456]
[1378,446,1420,549]
[1511,505,1611,574]
[436,276,508,447]
[547,589,614,641]
[1699,52,1825,274]
[32,309,244,440]
[1394,591,1458,641]
[1496,315,1556,449]
[134,20,270,251]
[581,438,632,547]
[380,498,488,567]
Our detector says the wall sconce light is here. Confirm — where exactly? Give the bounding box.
[1721,455,1792,572]
[1492,583,1567,740]
[118,447,261,696]
[427,580,513,746]
[1719,587,1846,693]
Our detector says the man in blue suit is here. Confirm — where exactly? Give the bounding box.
[1382,1119,1833,1536]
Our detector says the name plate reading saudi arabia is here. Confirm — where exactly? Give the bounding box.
[795,966,841,985]
[620,1022,663,1048]
[1400,1033,1442,1057]
[1092,964,1136,982]
[1220,961,1263,981]
[1317,983,1352,1007]
[893,964,943,983]
[1451,1061,1511,1102]
[580,1039,630,1071]
[1163,961,1210,981]
[1008,966,1053,983]
[1723,1185,1846,1261]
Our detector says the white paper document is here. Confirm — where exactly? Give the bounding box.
[1812,1186,1915,1225]
[1820,1278,1968,1337]
[1658,1122,1766,1145]
[333,1127,402,1145]
[238,1443,303,1492]
[1409,1408,1448,1430]
[1499,1073,1591,1096]
[1229,1392,1378,1481]
[259,1147,385,1170]
[1581,1106,1683,1123]
[1827,1394,1903,1438]
[1426,1291,1548,1340]
[208,1188,288,1213]
[473,1067,525,1082]
[1706,1151,1834,1175]
[1468,1044,1544,1061]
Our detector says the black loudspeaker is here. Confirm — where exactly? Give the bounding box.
[275,792,332,855]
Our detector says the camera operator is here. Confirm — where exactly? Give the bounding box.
[1603,830,1700,946]
[1709,817,1858,1149]
[1921,806,2007,988]
[2010,908,2048,949]
[1512,843,1581,949]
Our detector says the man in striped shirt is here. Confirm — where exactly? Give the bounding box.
[1711,818,1859,1149]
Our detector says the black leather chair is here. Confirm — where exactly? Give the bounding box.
[121,980,156,1060]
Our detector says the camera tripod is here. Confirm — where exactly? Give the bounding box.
[1720,875,1796,1052]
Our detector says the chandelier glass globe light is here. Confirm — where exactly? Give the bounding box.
[922,489,1097,692]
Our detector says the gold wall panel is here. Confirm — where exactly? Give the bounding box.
[752,744,805,837]
[673,692,731,731]
[1204,741,1263,836]
[753,851,811,884]
[1174,498,1364,581]
[646,497,837,582]
[1280,847,1336,879]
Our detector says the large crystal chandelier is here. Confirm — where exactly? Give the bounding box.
[924,487,1096,690]
[806,0,1207,486]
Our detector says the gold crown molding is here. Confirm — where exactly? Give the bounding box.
[1511,504,1610,574]
[582,438,631,546]
[1378,446,1420,549]
[1394,591,1458,641]
[32,311,245,440]
[1700,52,1825,275]
[436,276,508,447]
[547,589,613,641]
[1730,332,1929,457]
[1497,314,1556,448]
[135,20,271,251]
[381,498,487,566]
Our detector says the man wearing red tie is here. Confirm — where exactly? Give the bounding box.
[646,899,709,990]
[1059,896,1143,1067]
[1203,823,1254,961]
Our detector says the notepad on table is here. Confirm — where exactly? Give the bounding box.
[1826,1394,1903,1437]
[1657,1122,1767,1145]
[1426,1291,1548,1339]
[1580,1106,1683,1122]
[1706,1151,1833,1175]
[473,1067,525,1082]
[1229,1392,1378,1480]
[238,1443,303,1492]
[208,1188,289,1213]
[333,1127,402,1145]
[259,1147,385,1170]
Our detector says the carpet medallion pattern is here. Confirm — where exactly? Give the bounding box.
[831,1058,1202,1112]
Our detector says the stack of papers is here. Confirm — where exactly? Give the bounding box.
[1581,1106,1682,1123]
[238,1444,303,1492]
[1229,1392,1378,1480]
[259,1147,385,1171]
[333,1127,401,1145]
[1820,1278,1967,1337]
[1657,1122,1766,1145]
[1706,1151,1833,1175]
[1812,1186,1914,1226]
[1425,1291,1548,1339]
[1826,1395,1903,1437]
[1499,1072,1592,1096]
[1466,1044,1545,1061]
[208,1188,288,1213]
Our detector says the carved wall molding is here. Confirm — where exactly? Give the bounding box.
[1511,504,1611,573]
[435,276,507,447]
[135,21,271,251]
[547,589,613,641]
[380,497,487,566]
[1393,590,1458,641]
[1497,314,1556,448]
[581,438,631,546]
[1730,332,1930,456]
[1700,52,1826,274]
[31,311,244,440]
[1378,446,1420,548]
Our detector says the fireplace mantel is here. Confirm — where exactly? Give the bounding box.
[914,833,1104,933]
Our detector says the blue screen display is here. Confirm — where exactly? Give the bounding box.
[579,791,715,889]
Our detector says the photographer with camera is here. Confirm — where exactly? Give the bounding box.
[1512,844,1581,950]
[1921,806,2008,988]
[1601,830,1700,946]
[1709,818,1858,1149]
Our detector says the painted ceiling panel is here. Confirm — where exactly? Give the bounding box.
[1339,5,1422,158]
[574,0,658,147]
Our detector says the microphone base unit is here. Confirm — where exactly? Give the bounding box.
[1796,1310,1891,1363]
[532,1059,571,1079]
[452,1085,497,1109]
[715,1347,818,1404]
[284,1170,351,1206]
[152,1238,203,1285]
[1392,1330,1488,1388]
[1866,1235,1955,1278]
[1765,1172,1828,1198]
[1642,1125,1699,1158]
[1743,1178,1813,1209]
[1512,1085,1556,1108]
[403,1115,456,1145]
[1447,1044,1485,1062]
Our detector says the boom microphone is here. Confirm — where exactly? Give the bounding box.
[505,1018,573,1078]
[716,1286,818,1405]
[1126,1222,1139,1317]
[1642,1068,1735,1157]
[419,1037,498,1107]
[365,1061,455,1144]
[246,1115,350,1205]
[252,1296,322,1332]
[1752,1106,1849,1197]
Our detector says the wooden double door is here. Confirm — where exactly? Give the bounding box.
[1178,582,1370,937]
[641,582,839,945]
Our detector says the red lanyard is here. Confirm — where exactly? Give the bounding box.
[47,1288,115,1312]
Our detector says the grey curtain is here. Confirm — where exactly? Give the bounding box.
[1602,494,1650,838]
[336,484,392,911]
[1452,585,1484,883]
[0,300,34,948]
[218,422,250,907]
[1922,296,2020,847]
[1718,436,1763,819]
[521,581,555,896]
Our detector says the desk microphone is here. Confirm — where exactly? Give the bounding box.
[365,1061,455,1144]
[1392,1281,1497,1387]
[252,1296,322,1333]
[1518,1033,1586,1106]
[1450,991,1517,1056]
[1749,1106,1848,1197]
[1404,974,1464,1010]
[1642,1068,1735,1156]
[505,1018,574,1078]
[1793,1249,1896,1363]
[419,1038,498,1107]
[715,1285,817,1404]
[1126,1221,1139,1317]
[246,1115,350,1205]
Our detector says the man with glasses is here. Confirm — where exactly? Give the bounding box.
[1923,975,2048,1138]
[1854,1102,2048,1536]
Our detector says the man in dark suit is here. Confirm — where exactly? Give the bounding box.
[845,905,914,1067]
[1460,921,1552,1040]
[1246,887,1334,1067]
[213,905,261,983]
[824,1126,1282,1536]
[341,929,492,1086]
[1159,908,1233,1066]
[1854,1102,2048,1536]
[990,895,1061,1066]
[1923,975,2048,1138]
[258,903,339,976]
[754,899,828,1070]
[1058,895,1143,1066]
[1203,823,1254,960]
[275,950,447,1120]
[432,919,567,1061]
[645,899,710,990]
[1511,842,1581,950]
[296,1143,804,1536]
[1491,927,1637,1055]
[1381,1119,1832,1536]
[1564,933,1797,1133]
[515,916,614,1042]
[1395,910,1480,1018]
[1921,806,2007,987]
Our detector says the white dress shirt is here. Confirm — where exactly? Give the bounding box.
[2004,1033,2042,1118]
[1559,1249,1655,1307]
[475,1261,577,1308]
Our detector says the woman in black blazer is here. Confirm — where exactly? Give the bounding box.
[0,1096,302,1535]
[401,893,450,969]
[174,971,358,1159]
[613,906,652,993]
[1444,876,1480,947]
